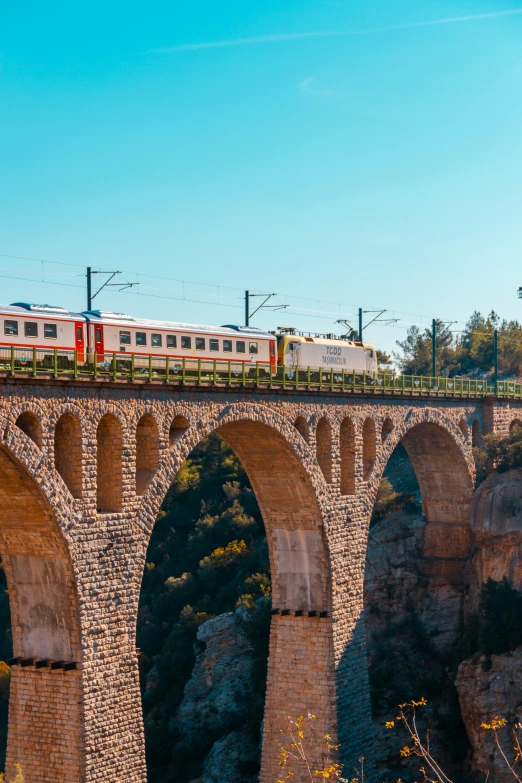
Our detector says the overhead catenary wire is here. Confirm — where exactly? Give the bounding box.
[0,265,469,326]
[0,251,470,334]
[0,252,428,316]
[0,270,459,332]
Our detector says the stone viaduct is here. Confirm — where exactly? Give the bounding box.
[1,376,521,783]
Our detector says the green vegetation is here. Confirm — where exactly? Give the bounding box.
[371,442,421,523]
[395,311,522,378]
[456,578,522,663]
[138,433,269,782]
[481,424,522,472]
[470,423,522,484]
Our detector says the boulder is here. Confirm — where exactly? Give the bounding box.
[175,609,259,759]
[201,729,259,783]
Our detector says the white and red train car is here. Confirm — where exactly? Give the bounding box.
[0,303,277,368]
[0,303,87,357]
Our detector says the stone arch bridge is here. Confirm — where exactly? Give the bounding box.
[0,377,520,783]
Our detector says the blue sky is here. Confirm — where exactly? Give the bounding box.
[1,0,521,355]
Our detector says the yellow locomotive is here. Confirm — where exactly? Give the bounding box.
[276,329,378,373]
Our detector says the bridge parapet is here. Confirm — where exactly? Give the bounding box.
[1,344,521,400]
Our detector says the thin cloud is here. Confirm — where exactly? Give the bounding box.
[298,75,341,98]
[152,9,522,53]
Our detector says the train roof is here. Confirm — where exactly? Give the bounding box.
[0,303,271,339]
[3,303,84,320]
[82,310,273,338]
[276,330,375,349]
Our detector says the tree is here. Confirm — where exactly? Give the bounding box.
[394,311,522,380]
[394,320,457,376]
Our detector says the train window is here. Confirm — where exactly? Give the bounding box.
[4,320,18,336]
[152,334,162,347]
[25,322,38,338]
[167,335,177,348]
[181,336,191,349]
[44,323,57,339]
[249,342,258,354]
[209,339,219,351]
[236,341,246,353]
[136,332,147,346]
[76,326,83,341]
[195,337,205,350]
[120,331,131,345]
[223,340,232,352]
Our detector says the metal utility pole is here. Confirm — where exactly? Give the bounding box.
[244,291,286,327]
[352,309,399,342]
[87,267,92,311]
[432,319,437,377]
[86,267,138,311]
[494,329,499,387]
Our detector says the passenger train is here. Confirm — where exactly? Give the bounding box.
[0,302,378,373]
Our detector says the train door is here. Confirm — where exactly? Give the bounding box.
[285,341,299,367]
[270,340,276,369]
[365,348,377,374]
[94,325,104,359]
[74,322,85,362]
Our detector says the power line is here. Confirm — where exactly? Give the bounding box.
[0,250,469,331]
[0,267,83,278]
[0,253,87,269]
[0,251,416,316]
[0,274,85,290]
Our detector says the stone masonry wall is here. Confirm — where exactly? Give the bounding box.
[0,377,513,783]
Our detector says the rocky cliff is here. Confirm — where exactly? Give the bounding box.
[365,509,469,780]
[174,467,522,783]
[368,468,522,782]
[454,468,522,783]
[470,467,522,596]
[457,649,522,783]
[175,610,263,783]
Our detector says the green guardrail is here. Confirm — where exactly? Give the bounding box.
[0,346,519,398]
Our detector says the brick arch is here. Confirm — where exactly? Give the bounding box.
[54,412,83,499]
[87,401,131,433]
[96,413,123,513]
[168,412,191,447]
[374,409,474,579]
[472,418,482,447]
[510,418,522,433]
[339,416,356,496]
[0,431,84,782]
[294,414,310,443]
[362,416,377,480]
[458,417,469,438]
[8,400,48,428]
[15,410,43,448]
[8,401,50,451]
[381,416,394,443]
[135,403,334,782]
[142,404,328,522]
[316,416,333,483]
[135,413,160,496]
